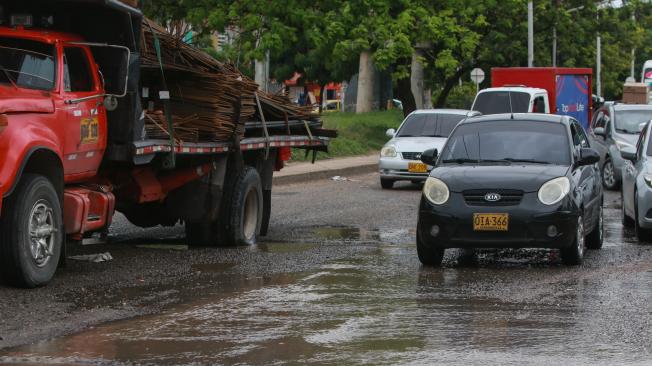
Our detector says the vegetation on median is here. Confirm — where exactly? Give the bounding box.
[291,110,404,161]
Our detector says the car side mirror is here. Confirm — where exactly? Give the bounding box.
[386,128,396,138]
[420,148,438,166]
[578,148,600,166]
[593,127,606,137]
[620,146,637,162]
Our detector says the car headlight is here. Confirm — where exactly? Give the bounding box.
[538,177,571,205]
[616,139,634,151]
[644,174,652,187]
[381,146,397,158]
[423,177,450,205]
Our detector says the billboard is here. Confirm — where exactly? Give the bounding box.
[555,75,590,129]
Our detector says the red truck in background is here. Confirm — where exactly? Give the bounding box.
[0,1,329,287]
[472,67,594,129]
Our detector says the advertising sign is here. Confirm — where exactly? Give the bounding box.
[556,75,590,129]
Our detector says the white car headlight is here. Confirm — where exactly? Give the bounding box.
[423,177,450,205]
[381,146,397,157]
[616,139,634,151]
[538,177,571,205]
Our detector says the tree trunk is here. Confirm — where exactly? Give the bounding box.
[318,83,326,114]
[356,50,375,113]
[411,51,425,109]
[434,68,467,108]
[396,76,417,118]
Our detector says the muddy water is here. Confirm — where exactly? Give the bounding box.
[2,208,652,364]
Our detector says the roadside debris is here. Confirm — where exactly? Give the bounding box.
[68,253,113,263]
[331,176,356,182]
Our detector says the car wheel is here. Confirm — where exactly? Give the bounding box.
[561,215,585,265]
[380,178,394,189]
[416,222,444,266]
[634,194,652,242]
[586,204,604,250]
[622,191,634,228]
[602,158,619,190]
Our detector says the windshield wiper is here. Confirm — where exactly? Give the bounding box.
[427,134,447,138]
[501,158,551,164]
[616,128,638,134]
[442,158,510,164]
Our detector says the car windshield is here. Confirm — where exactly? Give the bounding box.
[472,91,530,115]
[396,113,466,138]
[0,37,56,91]
[614,110,652,134]
[439,120,571,166]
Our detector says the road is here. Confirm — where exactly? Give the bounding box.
[1,173,652,365]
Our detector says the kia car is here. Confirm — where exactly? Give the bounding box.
[588,103,652,190]
[621,121,652,241]
[379,109,479,189]
[417,114,604,266]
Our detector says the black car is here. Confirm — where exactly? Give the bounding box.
[417,113,604,266]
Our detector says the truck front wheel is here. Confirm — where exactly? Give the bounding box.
[0,174,63,288]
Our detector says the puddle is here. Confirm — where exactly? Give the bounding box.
[254,242,318,253]
[136,244,189,251]
[313,226,414,243]
[192,263,237,273]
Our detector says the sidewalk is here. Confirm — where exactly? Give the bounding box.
[273,153,379,185]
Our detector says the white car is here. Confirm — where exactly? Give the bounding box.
[379,109,479,189]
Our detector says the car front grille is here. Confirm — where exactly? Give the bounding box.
[402,152,421,160]
[463,189,524,206]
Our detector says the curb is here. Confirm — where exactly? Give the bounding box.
[273,163,378,185]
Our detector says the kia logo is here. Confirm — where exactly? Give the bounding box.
[484,193,501,202]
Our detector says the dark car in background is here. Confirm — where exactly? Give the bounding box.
[588,103,652,190]
[417,114,603,266]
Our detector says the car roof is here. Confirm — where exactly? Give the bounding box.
[611,104,652,111]
[477,87,548,95]
[460,113,568,125]
[410,109,478,116]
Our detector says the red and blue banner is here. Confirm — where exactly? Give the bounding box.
[556,75,590,129]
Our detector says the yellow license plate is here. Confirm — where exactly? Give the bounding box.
[408,162,428,173]
[473,213,509,231]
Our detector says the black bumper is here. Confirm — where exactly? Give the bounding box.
[417,192,578,249]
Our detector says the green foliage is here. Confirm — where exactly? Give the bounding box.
[291,110,404,160]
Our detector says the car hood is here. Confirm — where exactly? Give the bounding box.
[613,131,639,146]
[388,137,447,153]
[432,164,571,193]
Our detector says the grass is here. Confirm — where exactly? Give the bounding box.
[291,110,404,161]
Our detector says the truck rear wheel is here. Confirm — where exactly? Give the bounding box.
[227,167,263,245]
[0,174,63,288]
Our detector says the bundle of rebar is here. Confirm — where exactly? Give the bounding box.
[140,19,320,143]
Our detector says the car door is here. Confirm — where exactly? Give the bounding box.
[60,46,106,177]
[571,120,599,227]
[623,124,648,217]
[588,110,607,165]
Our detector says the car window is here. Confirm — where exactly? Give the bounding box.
[440,120,571,165]
[0,37,56,90]
[396,113,465,138]
[533,96,546,113]
[570,122,589,149]
[472,91,531,115]
[614,109,652,134]
[592,111,605,129]
[63,47,93,92]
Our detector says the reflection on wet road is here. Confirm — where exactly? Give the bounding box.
[2,187,652,365]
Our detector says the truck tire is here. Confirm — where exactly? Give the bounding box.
[227,167,263,245]
[0,174,63,288]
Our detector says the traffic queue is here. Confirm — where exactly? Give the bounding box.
[379,67,652,266]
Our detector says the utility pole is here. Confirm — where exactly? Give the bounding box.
[528,1,534,67]
[552,27,557,67]
[597,34,601,97]
[631,13,636,80]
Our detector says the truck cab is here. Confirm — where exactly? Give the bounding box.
[471,86,550,115]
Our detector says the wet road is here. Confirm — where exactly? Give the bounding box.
[2,173,652,365]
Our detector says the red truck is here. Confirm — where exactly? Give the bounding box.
[0,1,329,287]
[472,67,593,129]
